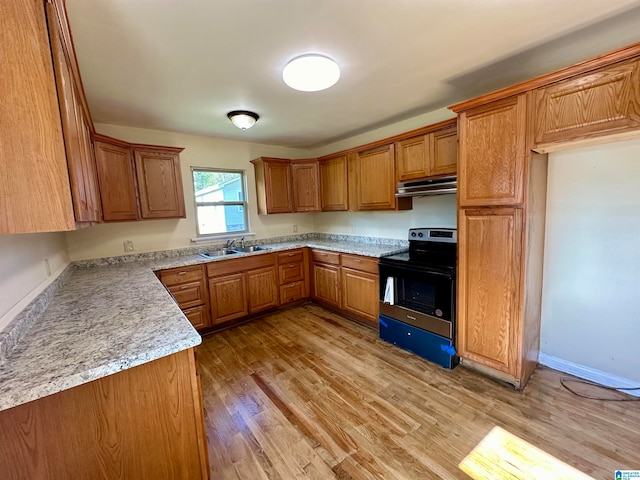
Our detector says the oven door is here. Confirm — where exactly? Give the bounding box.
[379,262,455,338]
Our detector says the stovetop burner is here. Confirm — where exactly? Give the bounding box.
[379,228,457,272]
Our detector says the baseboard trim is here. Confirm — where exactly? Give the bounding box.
[538,353,640,398]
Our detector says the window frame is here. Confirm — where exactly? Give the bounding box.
[191,167,250,238]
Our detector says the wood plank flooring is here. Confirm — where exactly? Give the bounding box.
[197,304,640,479]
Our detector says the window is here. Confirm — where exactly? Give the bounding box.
[192,168,249,237]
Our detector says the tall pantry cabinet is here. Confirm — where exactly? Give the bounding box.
[455,93,548,388]
[452,43,640,388]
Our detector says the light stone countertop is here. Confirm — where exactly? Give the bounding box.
[0,235,407,412]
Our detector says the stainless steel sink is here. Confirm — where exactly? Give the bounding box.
[230,245,270,253]
[200,248,237,258]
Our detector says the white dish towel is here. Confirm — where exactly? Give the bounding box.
[383,277,394,305]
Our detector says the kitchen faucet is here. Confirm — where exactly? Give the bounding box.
[240,237,246,248]
[225,239,236,248]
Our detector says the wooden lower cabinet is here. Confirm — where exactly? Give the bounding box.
[280,281,306,305]
[341,268,379,327]
[247,266,279,313]
[312,263,341,309]
[159,264,210,331]
[183,305,211,331]
[209,273,248,324]
[457,207,525,383]
[0,348,209,479]
[311,250,380,327]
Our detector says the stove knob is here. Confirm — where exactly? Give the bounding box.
[411,232,416,237]
[418,232,423,237]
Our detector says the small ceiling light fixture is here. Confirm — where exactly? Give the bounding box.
[283,54,340,92]
[227,110,259,130]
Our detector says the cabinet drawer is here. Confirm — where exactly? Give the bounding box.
[207,253,276,277]
[280,281,305,305]
[277,249,303,264]
[311,249,340,265]
[279,261,304,284]
[341,253,378,274]
[167,280,207,309]
[183,305,210,331]
[159,264,204,286]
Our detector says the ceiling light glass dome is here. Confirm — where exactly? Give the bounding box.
[283,54,340,92]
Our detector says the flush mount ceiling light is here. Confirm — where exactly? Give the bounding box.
[283,54,340,92]
[227,110,259,130]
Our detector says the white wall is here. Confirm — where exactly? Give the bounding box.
[66,124,313,260]
[313,195,457,239]
[0,233,70,331]
[540,138,640,383]
[310,108,454,158]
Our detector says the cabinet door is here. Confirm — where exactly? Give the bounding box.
[94,140,139,221]
[534,58,640,148]
[457,208,523,376]
[458,95,527,207]
[355,144,398,211]
[247,266,279,313]
[319,155,348,211]
[47,5,101,224]
[341,268,379,327]
[429,125,458,177]
[396,135,429,181]
[312,263,341,309]
[134,149,186,219]
[264,160,293,213]
[209,273,248,324]
[291,161,320,212]
[0,0,76,234]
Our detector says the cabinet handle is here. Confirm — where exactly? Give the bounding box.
[353,259,361,262]
[179,285,190,289]
[288,253,295,257]
[406,315,416,321]
[177,271,187,275]
[289,264,295,268]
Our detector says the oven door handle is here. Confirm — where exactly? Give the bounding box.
[379,262,454,280]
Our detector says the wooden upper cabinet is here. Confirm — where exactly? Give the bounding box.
[534,58,640,149]
[396,125,458,182]
[94,140,139,221]
[291,160,320,212]
[94,136,186,222]
[47,3,101,224]
[429,125,458,177]
[353,144,411,211]
[396,135,429,182]
[458,95,527,207]
[0,0,76,234]
[319,155,349,211]
[251,158,293,214]
[134,149,186,219]
[457,207,523,377]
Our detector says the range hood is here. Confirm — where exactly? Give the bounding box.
[395,176,457,197]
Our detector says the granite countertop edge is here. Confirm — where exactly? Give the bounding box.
[0,234,407,412]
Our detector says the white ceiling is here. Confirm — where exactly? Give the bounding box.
[66,0,640,149]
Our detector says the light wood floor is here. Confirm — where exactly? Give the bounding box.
[197,304,640,479]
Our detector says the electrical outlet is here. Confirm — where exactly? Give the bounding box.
[123,240,134,252]
[293,224,298,233]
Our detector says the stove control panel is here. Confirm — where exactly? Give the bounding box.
[408,228,457,243]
